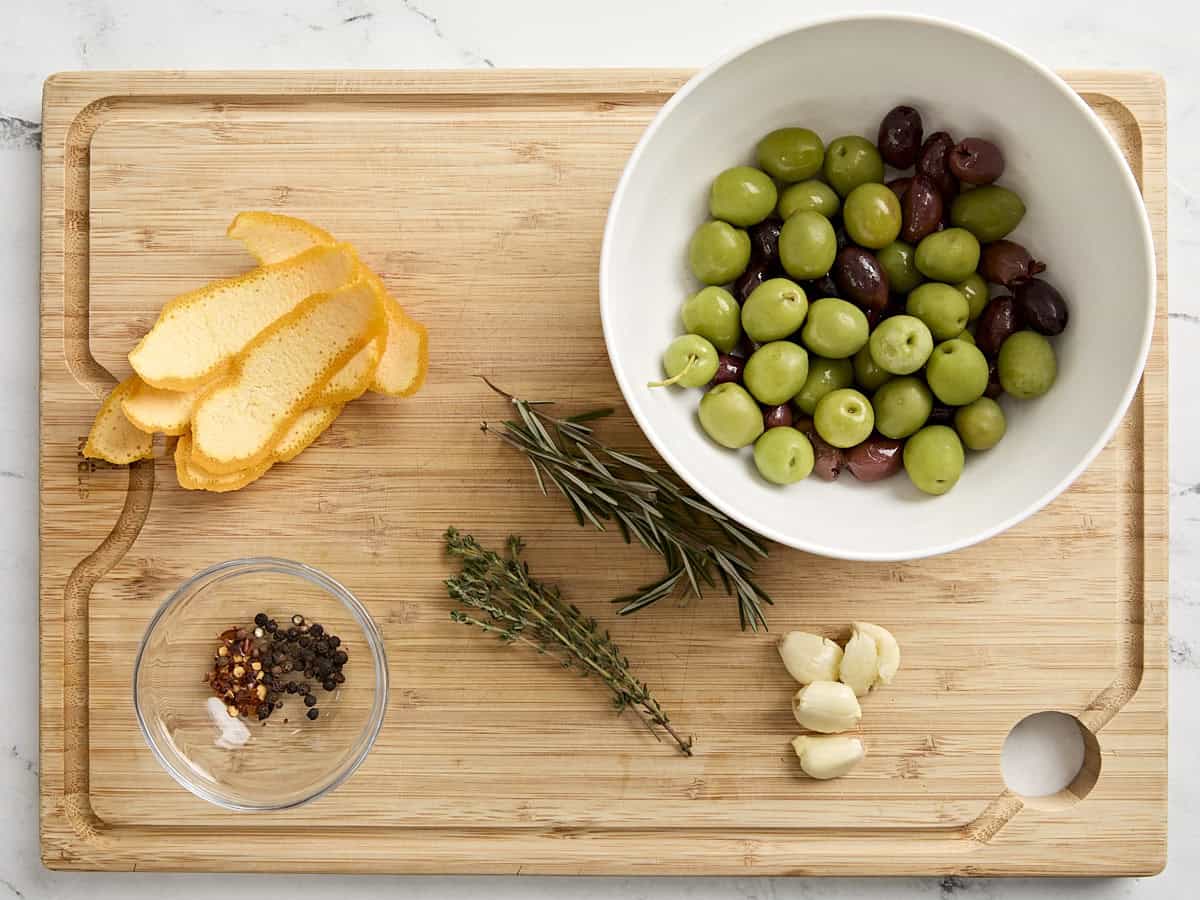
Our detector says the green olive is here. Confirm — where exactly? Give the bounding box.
[950,186,1026,242]
[681,286,741,352]
[873,376,933,439]
[956,272,990,321]
[814,388,874,448]
[688,220,751,285]
[756,128,825,183]
[801,298,869,359]
[778,179,840,220]
[955,397,1007,450]
[842,183,902,249]
[925,339,989,406]
[915,228,981,283]
[853,344,892,391]
[903,425,965,495]
[741,278,808,342]
[753,427,815,484]
[998,330,1057,399]
[698,383,764,449]
[709,166,778,227]
[823,135,885,197]
[743,341,810,405]
[651,334,719,389]
[868,315,933,375]
[906,282,970,341]
[877,241,924,295]
[794,356,855,415]
[779,210,837,280]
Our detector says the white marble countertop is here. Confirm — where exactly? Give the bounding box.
[3,0,1196,896]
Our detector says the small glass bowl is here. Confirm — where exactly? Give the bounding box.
[133,558,388,811]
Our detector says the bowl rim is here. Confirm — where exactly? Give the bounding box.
[132,556,390,811]
[599,11,1157,562]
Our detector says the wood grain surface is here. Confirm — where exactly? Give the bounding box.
[39,69,1167,875]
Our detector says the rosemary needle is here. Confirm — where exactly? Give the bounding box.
[480,379,773,631]
[444,528,693,756]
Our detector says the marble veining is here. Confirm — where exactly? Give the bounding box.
[2,0,1197,897]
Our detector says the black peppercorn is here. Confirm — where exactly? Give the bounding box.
[309,624,324,637]
[322,679,336,692]
[286,682,298,694]
[315,641,330,656]
[266,619,278,633]
[333,650,348,666]
[306,708,319,721]
[286,627,299,641]
[333,671,345,684]
[303,693,317,708]
[299,636,312,649]
[329,636,341,649]
[254,612,269,627]
[297,682,310,695]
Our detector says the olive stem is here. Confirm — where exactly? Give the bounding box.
[647,354,697,389]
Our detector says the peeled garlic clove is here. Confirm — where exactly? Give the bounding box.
[839,628,879,697]
[778,631,844,684]
[791,734,866,780]
[854,621,901,684]
[792,680,862,733]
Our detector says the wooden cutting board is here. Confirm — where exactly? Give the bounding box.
[39,70,1167,876]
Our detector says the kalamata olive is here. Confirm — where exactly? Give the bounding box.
[975,295,1024,356]
[733,260,770,303]
[886,177,912,202]
[749,219,783,267]
[808,431,844,482]
[1012,278,1069,335]
[833,247,889,320]
[916,131,959,200]
[927,403,955,426]
[712,353,745,385]
[762,403,794,430]
[803,273,840,299]
[900,174,943,244]
[979,239,1046,286]
[844,434,905,482]
[877,105,924,169]
[984,359,1003,399]
[948,138,1005,185]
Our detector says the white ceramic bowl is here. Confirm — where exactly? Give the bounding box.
[600,14,1155,561]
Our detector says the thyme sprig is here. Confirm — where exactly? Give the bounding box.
[481,380,772,631]
[444,528,693,755]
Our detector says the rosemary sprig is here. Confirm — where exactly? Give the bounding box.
[444,528,693,755]
[480,380,773,631]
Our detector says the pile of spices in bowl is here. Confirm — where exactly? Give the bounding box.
[204,613,349,724]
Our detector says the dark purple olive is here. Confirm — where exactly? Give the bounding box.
[877,105,924,169]
[916,131,959,200]
[845,434,905,482]
[900,174,943,244]
[1013,278,1069,335]
[792,414,815,434]
[712,353,744,386]
[833,247,889,321]
[975,295,1024,357]
[749,219,782,267]
[808,431,844,482]
[886,177,912,202]
[927,403,955,426]
[984,359,1003,399]
[979,240,1046,286]
[733,260,770,303]
[949,138,1005,185]
[762,403,794,430]
[804,273,840,299]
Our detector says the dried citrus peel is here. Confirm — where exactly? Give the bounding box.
[83,377,155,464]
[190,280,384,474]
[227,212,427,397]
[128,242,360,391]
[120,379,203,436]
[317,332,383,404]
[273,404,343,463]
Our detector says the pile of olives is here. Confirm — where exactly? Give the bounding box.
[656,105,1070,495]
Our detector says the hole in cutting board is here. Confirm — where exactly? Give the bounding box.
[1001,711,1101,809]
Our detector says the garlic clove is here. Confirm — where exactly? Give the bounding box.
[791,734,866,780]
[778,630,844,684]
[792,680,862,733]
[839,628,879,697]
[854,621,901,684]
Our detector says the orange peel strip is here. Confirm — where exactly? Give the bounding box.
[227,211,428,397]
[83,377,155,464]
[175,433,273,492]
[190,280,384,475]
[120,378,203,436]
[129,243,360,391]
[273,404,344,462]
[317,332,383,404]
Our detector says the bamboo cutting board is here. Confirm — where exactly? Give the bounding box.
[39,70,1167,876]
